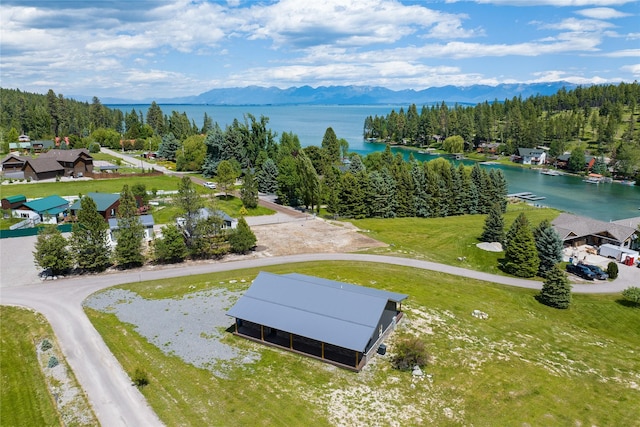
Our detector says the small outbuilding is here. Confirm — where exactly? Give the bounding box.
[227,272,408,371]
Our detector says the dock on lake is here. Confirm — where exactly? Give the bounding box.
[508,192,546,201]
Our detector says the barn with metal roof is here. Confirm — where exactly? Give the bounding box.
[226,272,407,370]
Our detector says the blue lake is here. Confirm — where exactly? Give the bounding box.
[110,104,640,221]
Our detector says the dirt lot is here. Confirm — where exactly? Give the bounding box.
[250,218,387,257]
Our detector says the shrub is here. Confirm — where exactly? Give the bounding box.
[132,367,149,388]
[622,287,640,305]
[47,356,59,368]
[40,339,52,352]
[88,142,101,153]
[391,335,430,371]
[607,262,619,279]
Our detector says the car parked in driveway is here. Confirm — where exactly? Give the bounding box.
[203,181,216,189]
[566,263,596,280]
[580,263,609,280]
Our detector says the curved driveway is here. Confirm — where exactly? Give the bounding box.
[1,252,636,426]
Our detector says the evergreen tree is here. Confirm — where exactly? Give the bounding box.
[411,162,430,217]
[33,225,72,276]
[480,203,505,244]
[241,169,259,209]
[338,172,366,218]
[257,158,279,194]
[157,133,180,161]
[489,169,508,213]
[296,150,320,211]
[189,215,229,259]
[368,170,396,218]
[534,219,564,277]
[229,217,257,254]
[321,127,340,164]
[349,154,367,174]
[70,196,111,272]
[539,265,572,309]
[503,213,540,278]
[114,185,145,269]
[323,165,342,216]
[174,176,204,249]
[202,123,225,177]
[153,224,187,264]
[276,156,301,206]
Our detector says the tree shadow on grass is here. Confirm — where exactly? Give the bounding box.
[615,299,640,308]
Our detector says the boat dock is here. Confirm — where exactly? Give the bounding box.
[508,192,546,201]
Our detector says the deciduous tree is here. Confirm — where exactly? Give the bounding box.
[216,159,238,198]
[241,170,259,209]
[153,224,187,264]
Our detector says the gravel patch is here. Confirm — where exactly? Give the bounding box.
[476,242,503,252]
[84,288,260,377]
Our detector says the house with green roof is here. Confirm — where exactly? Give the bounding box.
[15,195,69,224]
[1,194,27,210]
[70,192,121,220]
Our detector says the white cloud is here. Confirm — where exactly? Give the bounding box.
[447,1,635,5]
[602,48,640,56]
[575,7,631,18]
[535,17,615,31]
[620,64,640,76]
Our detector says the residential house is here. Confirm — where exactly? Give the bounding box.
[30,140,55,153]
[476,142,500,155]
[39,148,93,177]
[515,148,547,165]
[227,272,408,371]
[1,148,94,181]
[15,195,69,224]
[556,154,596,171]
[177,208,238,230]
[70,192,120,221]
[1,194,27,210]
[22,158,65,181]
[552,213,638,249]
[107,214,155,246]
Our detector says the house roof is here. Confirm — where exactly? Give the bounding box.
[23,195,69,215]
[70,192,120,212]
[39,148,92,162]
[24,158,65,173]
[3,194,26,204]
[227,272,407,352]
[552,213,637,243]
[1,154,28,164]
[108,214,155,230]
[517,148,545,157]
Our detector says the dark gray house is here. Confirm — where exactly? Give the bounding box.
[227,272,408,371]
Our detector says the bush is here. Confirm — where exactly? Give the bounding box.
[47,356,59,368]
[132,367,149,388]
[622,287,640,305]
[40,339,52,352]
[88,142,101,153]
[391,335,430,371]
[607,262,619,279]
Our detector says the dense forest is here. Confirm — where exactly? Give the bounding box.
[363,82,639,178]
[0,83,637,219]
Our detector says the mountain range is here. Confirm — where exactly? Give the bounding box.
[91,82,577,105]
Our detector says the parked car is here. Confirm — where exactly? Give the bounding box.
[203,181,216,189]
[580,263,609,280]
[566,263,596,280]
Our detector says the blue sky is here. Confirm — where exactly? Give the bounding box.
[1,0,638,100]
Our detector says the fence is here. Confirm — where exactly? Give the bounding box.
[0,223,72,239]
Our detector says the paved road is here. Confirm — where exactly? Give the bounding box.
[2,147,637,425]
[3,251,638,426]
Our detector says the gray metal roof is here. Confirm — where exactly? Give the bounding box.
[226,272,407,352]
[108,214,155,230]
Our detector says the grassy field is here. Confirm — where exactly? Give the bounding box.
[0,307,60,426]
[0,175,184,199]
[85,261,640,426]
[350,203,560,275]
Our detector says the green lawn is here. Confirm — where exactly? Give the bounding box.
[85,261,640,426]
[350,204,560,275]
[0,307,60,426]
[0,175,184,199]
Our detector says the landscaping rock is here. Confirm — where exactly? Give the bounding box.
[472,309,489,320]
